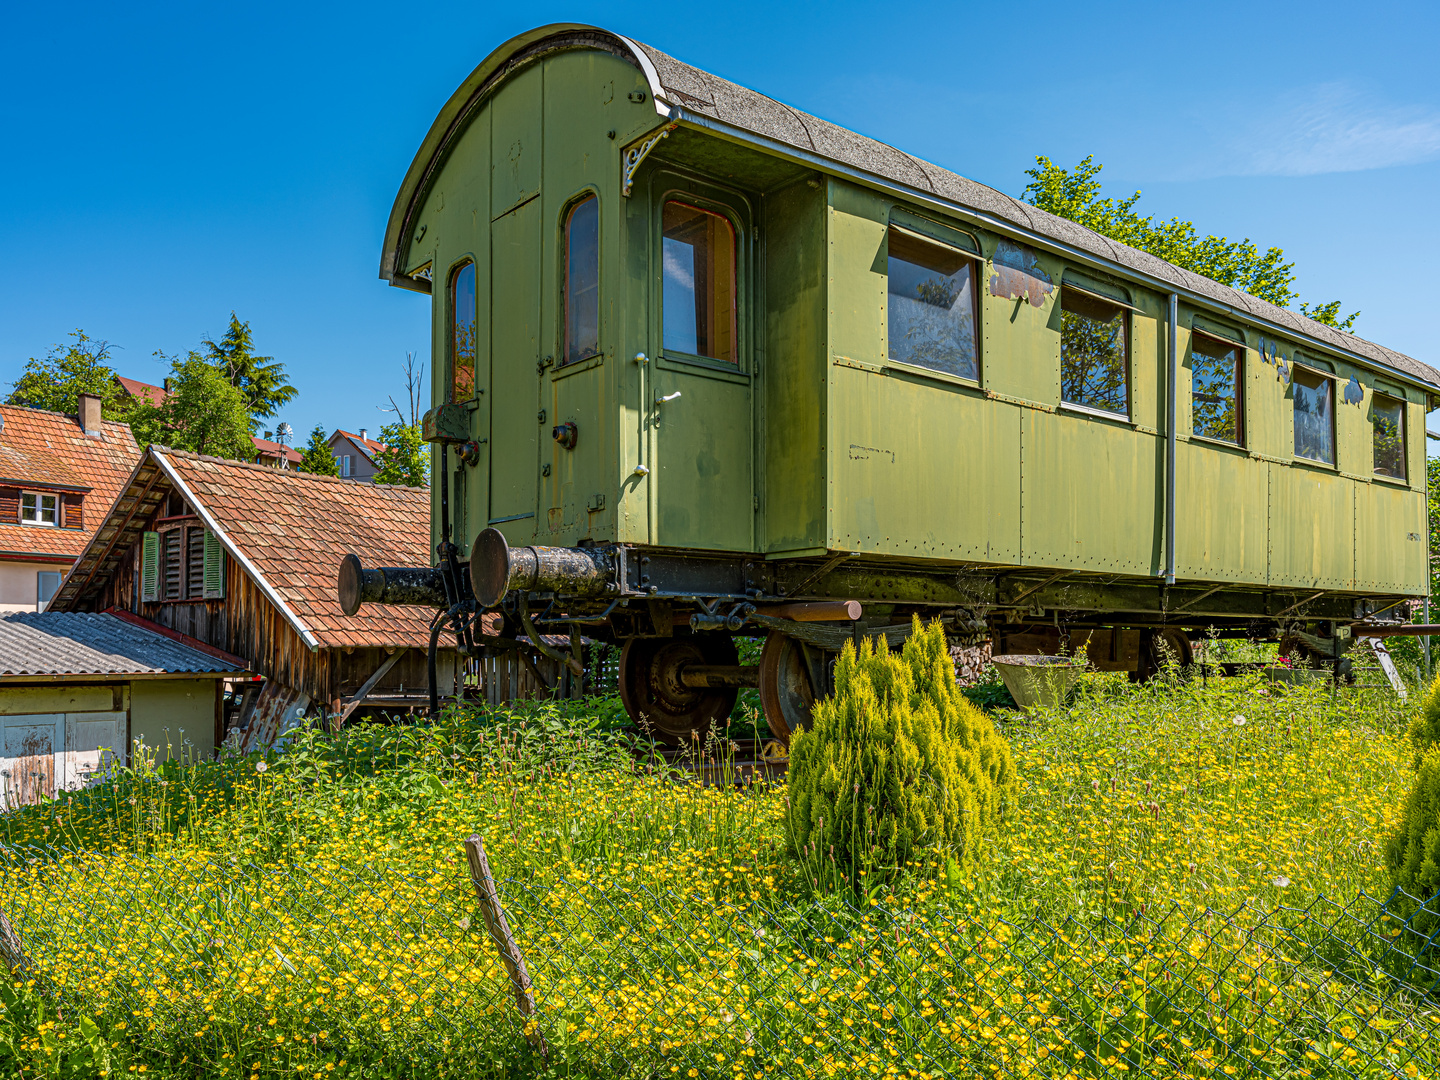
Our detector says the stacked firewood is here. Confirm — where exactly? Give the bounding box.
[949,642,993,686]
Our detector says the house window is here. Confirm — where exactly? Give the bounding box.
[1060,287,1129,416]
[162,529,183,600]
[1293,368,1335,465]
[450,260,477,402]
[341,454,352,477]
[36,572,61,609]
[186,527,206,598]
[1372,394,1406,480]
[20,492,58,526]
[141,527,225,602]
[662,201,737,364]
[1190,332,1243,445]
[886,227,978,380]
[564,195,600,365]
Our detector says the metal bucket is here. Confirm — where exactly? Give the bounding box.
[990,654,1081,710]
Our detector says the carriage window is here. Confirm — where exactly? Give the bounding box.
[1190,333,1243,445]
[1060,287,1128,416]
[564,196,600,365]
[662,201,737,364]
[1372,394,1406,480]
[887,229,978,380]
[1293,368,1334,465]
[450,260,476,401]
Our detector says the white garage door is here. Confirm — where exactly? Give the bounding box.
[1,712,127,808]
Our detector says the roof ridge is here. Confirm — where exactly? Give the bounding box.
[622,36,1436,386]
[159,446,428,492]
[0,402,134,430]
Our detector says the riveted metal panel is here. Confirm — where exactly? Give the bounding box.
[1174,441,1268,583]
[1355,480,1425,592]
[829,367,1021,561]
[1020,411,1161,575]
[761,178,827,554]
[1267,463,1353,589]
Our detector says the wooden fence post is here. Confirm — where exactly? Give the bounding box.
[463,833,546,1056]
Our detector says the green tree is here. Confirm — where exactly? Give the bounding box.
[298,425,339,476]
[6,330,132,418]
[372,422,428,487]
[201,313,297,424]
[1022,156,1357,330]
[130,353,254,459]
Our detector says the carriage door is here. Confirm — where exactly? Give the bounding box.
[650,184,754,551]
[486,66,543,544]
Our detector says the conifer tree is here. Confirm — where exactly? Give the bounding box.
[299,425,340,476]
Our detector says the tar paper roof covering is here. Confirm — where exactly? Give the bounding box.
[0,612,245,677]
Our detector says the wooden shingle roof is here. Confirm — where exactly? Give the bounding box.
[52,448,438,651]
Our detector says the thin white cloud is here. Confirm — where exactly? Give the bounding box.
[1234,83,1440,176]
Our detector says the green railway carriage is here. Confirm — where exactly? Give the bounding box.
[344,23,1440,740]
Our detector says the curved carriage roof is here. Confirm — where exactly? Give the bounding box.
[383,24,1440,393]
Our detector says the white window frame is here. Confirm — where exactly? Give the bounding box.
[342,454,352,477]
[20,492,59,527]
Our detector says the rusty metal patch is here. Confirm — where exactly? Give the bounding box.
[1258,336,1291,384]
[989,240,1053,308]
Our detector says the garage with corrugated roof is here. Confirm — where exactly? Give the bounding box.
[0,611,247,807]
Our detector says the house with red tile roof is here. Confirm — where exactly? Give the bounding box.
[114,375,168,410]
[49,446,461,745]
[113,374,305,472]
[327,428,387,482]
[251,435,302,470]
[0,395,141,613]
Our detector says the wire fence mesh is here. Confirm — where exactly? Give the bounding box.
[1,844,1438,1078]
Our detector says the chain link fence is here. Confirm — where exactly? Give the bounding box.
[1,843,1437,1078]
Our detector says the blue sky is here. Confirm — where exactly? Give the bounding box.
[3,1,1438,441]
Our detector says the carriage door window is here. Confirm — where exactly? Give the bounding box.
[1293,368,1334,465]
[1061,287,1129,416]
[662,201,737,363]
[887,228,978,380]
[1372,394,1406,480]
[564,196,600,365]
[450,260,476,401]
[1190,332,1243,445]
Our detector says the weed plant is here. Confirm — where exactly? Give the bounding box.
[0,676,1434,1079]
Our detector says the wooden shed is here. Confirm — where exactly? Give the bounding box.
[0,610,245,805]
[49,448,461,745]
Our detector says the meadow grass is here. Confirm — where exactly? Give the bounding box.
[0,673,1435,1079]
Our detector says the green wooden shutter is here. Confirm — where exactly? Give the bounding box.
[202,530,226,599]
[140,531,160,602]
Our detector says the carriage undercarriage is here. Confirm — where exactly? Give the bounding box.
[340,530,1416,744]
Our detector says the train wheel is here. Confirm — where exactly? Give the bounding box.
[1130,628,1194,682]
[1157,628,1194,670]
[618,635,739,745]
[758,631,816,746]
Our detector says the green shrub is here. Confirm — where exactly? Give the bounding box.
[1408,672,1440,765]
[1386,745,1440,932]
[786,617,1015,891]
